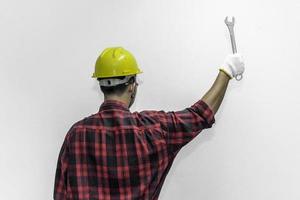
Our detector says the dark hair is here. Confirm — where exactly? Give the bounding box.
[97,76,136,95]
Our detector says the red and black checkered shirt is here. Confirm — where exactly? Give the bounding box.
[54,99,215,200]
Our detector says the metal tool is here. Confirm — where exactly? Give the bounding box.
[224,16,243,81]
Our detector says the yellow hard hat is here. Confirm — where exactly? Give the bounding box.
[92,47,142,78]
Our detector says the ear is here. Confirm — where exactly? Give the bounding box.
[128,83,135,93]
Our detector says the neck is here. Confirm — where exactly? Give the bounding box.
[104,96,130,108]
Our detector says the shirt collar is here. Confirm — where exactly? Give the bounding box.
[99,100,129,112]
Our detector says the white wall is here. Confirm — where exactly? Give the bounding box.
[1,0,300,199]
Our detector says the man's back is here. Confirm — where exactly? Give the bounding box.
[54,99,214,200]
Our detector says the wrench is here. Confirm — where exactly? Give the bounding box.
[224,16,243,81]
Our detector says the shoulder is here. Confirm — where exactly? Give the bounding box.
[132,110,169,126]
[134,109,166,118]
[68,113,100,133]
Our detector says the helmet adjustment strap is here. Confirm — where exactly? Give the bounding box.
[99,75,135,87]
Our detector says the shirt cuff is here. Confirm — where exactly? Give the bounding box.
[191,100,215,128]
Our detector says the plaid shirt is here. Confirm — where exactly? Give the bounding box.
[54,99,215,200]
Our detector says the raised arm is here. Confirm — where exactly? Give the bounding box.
[201,54,245,114]
[201,71,230,114]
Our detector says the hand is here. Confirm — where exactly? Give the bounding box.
[220,54,245,79]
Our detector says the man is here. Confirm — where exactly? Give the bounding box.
[54,47,245,199]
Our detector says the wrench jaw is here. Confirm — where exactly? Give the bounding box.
[224,16,235,27]
[224,16,229,24]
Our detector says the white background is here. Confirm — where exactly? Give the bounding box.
[1,0,300,199]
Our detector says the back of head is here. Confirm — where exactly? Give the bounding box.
[98,76,136,96]
[92,47,142,97]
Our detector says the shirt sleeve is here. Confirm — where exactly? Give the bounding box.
[155,100,215,155]
[54,131,71,199]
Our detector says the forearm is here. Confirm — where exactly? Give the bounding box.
[201,70,231,114]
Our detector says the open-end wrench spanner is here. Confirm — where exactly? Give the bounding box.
[224,16,243,81]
